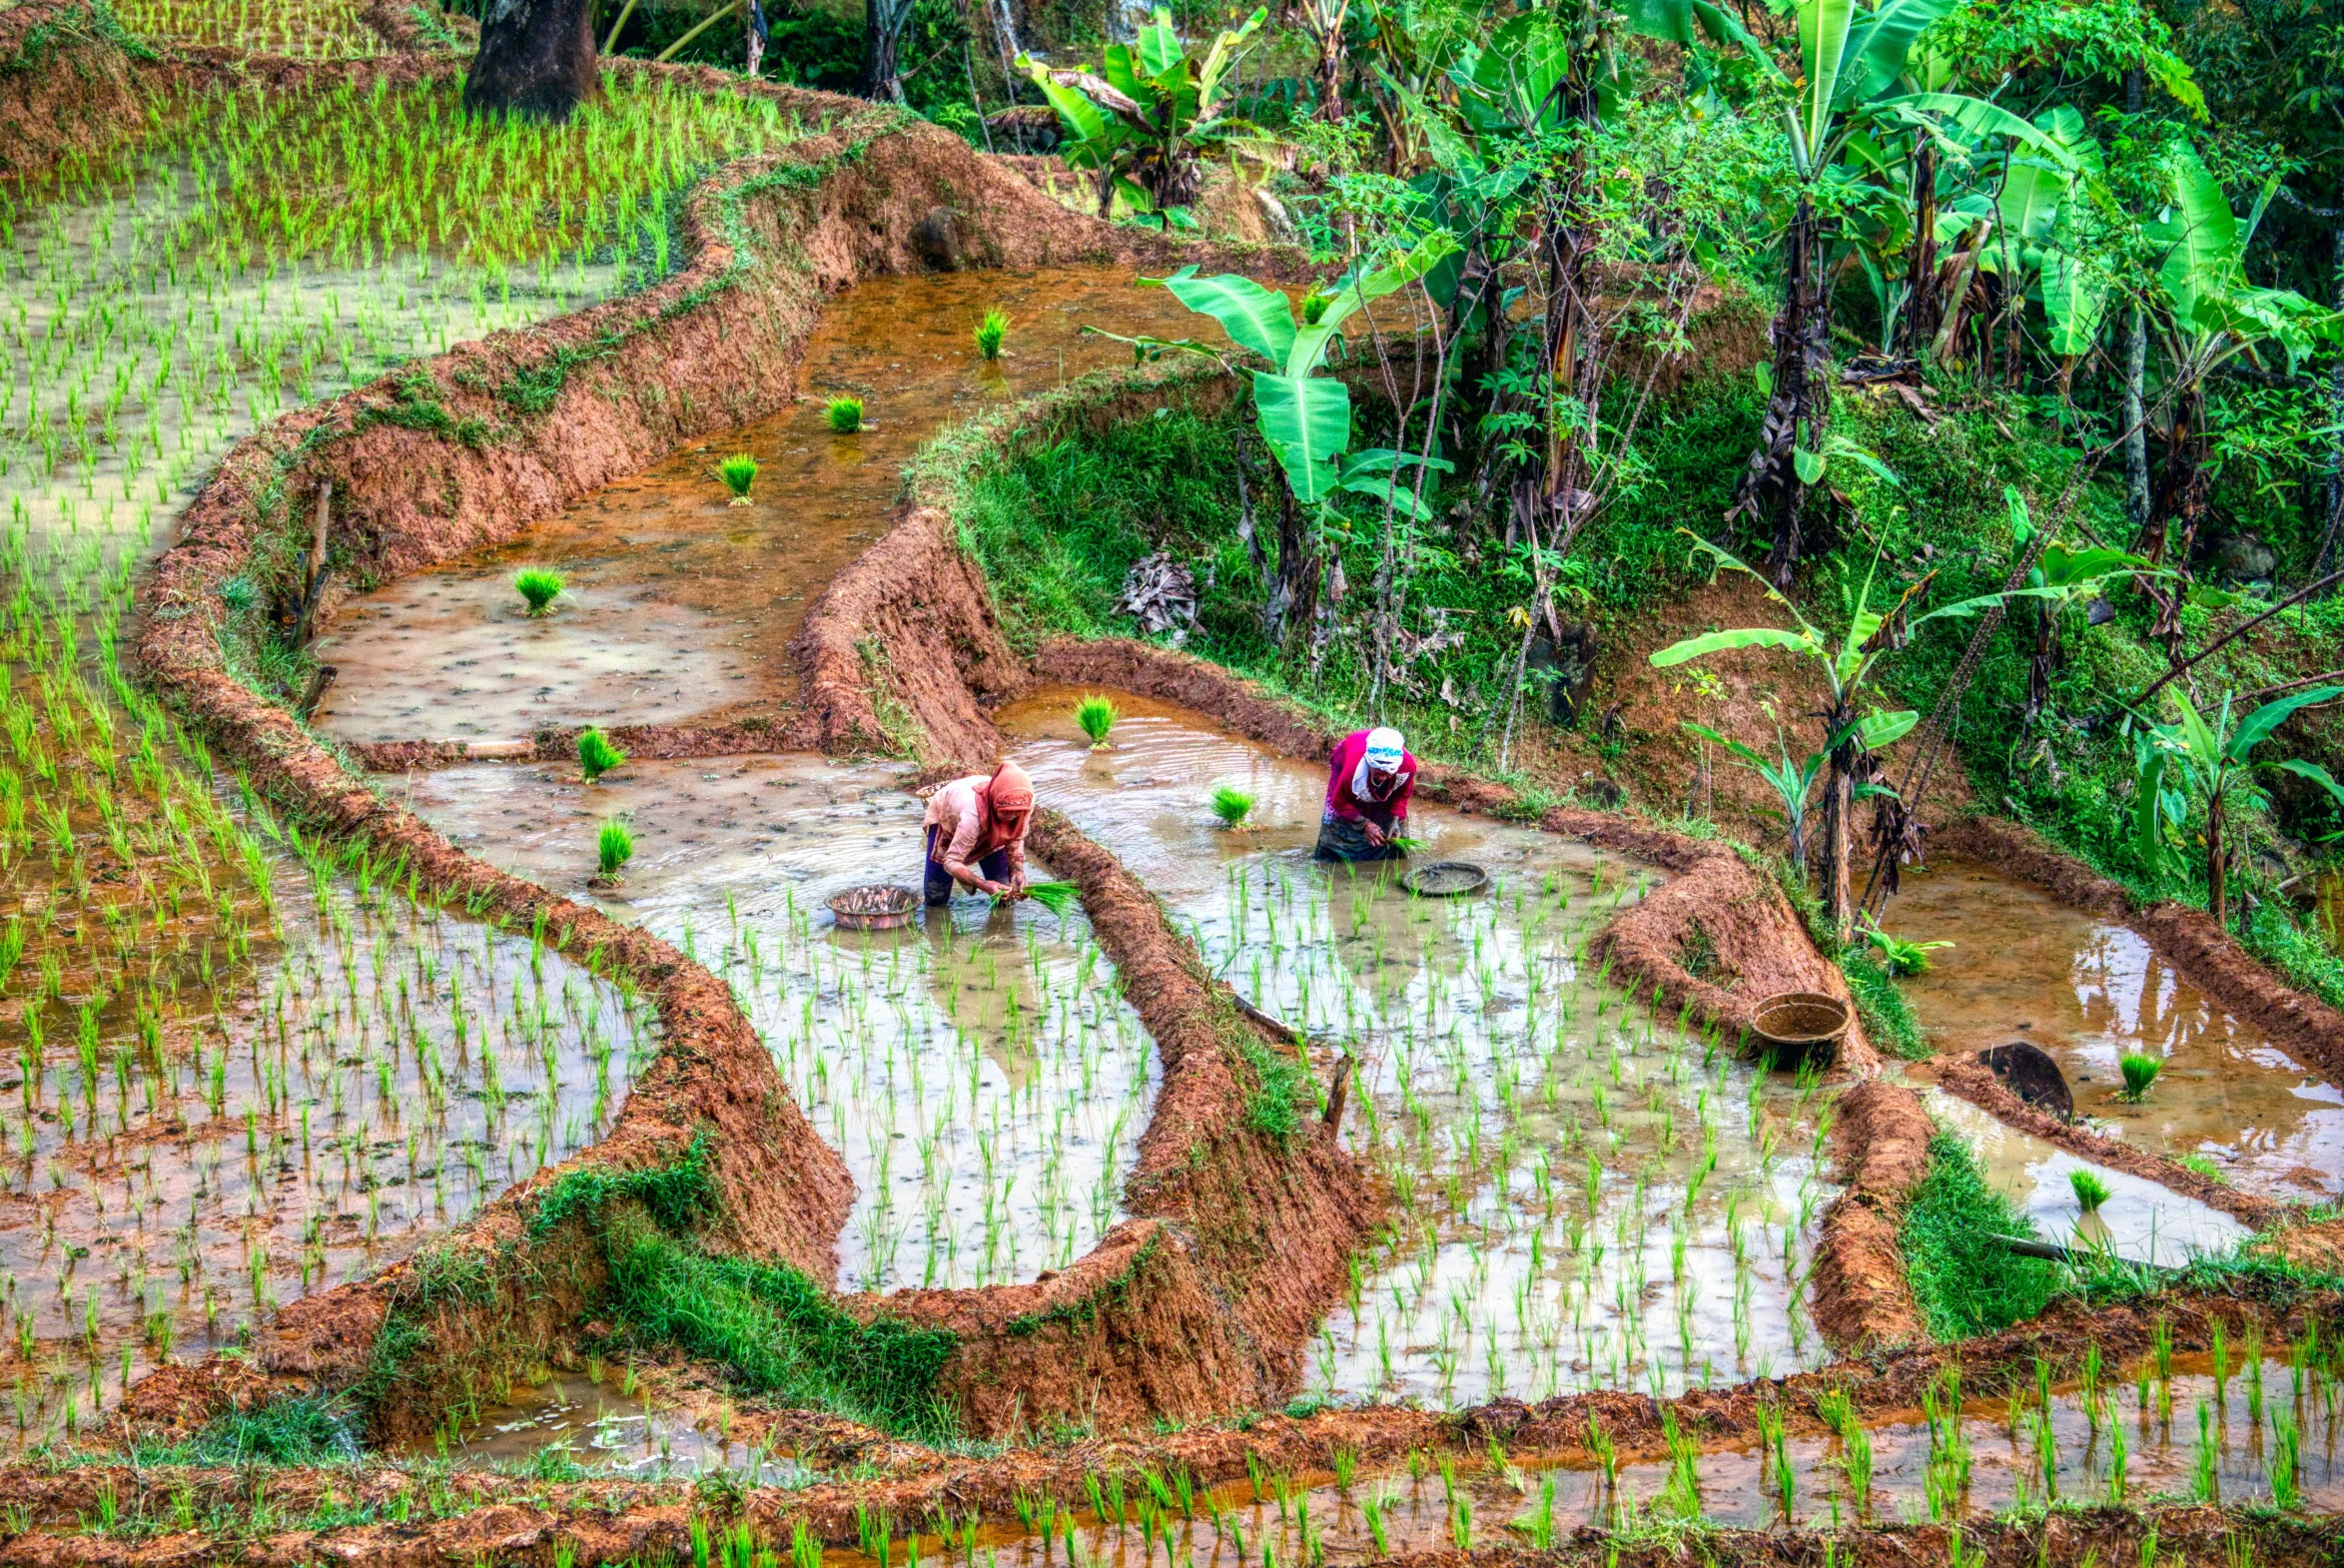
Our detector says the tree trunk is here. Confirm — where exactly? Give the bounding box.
[2315,217,2344,590]
[1896,142,1939,359]
[864,0,914,101]
[2120,305,2150,539]
[2144,383,2209,648]
[1731,195,1830,588]
[1825,755,1853,943]
[464,0,598,123]
[2206,788,2228,931]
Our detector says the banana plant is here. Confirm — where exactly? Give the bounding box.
[1650,527,2104,936]
[2132,685,2344,929]
[1137,231,1460,511]
[1018,8,1265,226]
[2129,148,2339,600]
[1679,721,1832,868]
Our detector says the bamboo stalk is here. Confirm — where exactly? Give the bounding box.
[601,0,639,53]
[653,0,741,63]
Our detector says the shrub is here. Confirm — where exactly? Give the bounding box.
[1210,783,1253,827]
[717,451,759,502]
[826,394,864,433]
[974,307,1009,360]
[578,728,627,783]
[513,568,565,616]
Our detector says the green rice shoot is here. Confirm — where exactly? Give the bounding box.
[598,817,635,878]
[827,394,864,433]
[974,307,1010,360]
[578,728,627,783]
[717,452,759,502]
[2067,1167,2110,1214]
[2117,1052,2162,1102]
[1075,694,1117,748]
[1210,783,1254,828]
[513,568,565,616]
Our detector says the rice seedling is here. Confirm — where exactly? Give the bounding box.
[974,308,1011,360]
[2068,1168,2111,1214]
[2117,1052,2162,1101]
[514,568,567,616]
[578,728,628,783]
[1074,695,1118,749]
[717,452,761,505]
[1210,783,1255,829]
[596,817,635,883]
[827,394,866,433]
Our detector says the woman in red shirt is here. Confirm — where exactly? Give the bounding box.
[1314,726,1415,862]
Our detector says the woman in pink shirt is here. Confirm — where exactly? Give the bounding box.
[922,761,1034,904]
[1315,726,1415,862]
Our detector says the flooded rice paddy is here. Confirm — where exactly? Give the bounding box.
[389,753,1156,1293]
[1890,858,2344,1198]
[1000,689,1839,1406]
[314,269,1200,745]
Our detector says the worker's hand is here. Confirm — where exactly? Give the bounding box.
[1361,822,1387,848]
[1011,871,1029,895]
[979,879,1011,897]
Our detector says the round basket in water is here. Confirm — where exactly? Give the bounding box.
[1402,860,1490,898]
[829,884,920,931]
[1752,991,1851,1071]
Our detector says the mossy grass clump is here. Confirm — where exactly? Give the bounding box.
[1075,693,1118,749]
[826,394,864,433]
[578,727,627,783]
[2118,1052,2162,1101]
[1901,1133,2060,1339]
[974,307,1009,360]
[1211,782,1254,828]
[596,816,634,881]
[513,567,565,616]
[717,451,759,504]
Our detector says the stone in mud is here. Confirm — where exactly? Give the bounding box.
[911,207,967,271]
[1978,1041,2072,1121]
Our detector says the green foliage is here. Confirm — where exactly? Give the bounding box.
[144,1395,359,1466]
[362,371,496,449]
[513,568,565,616]
[717,452,759,500]
[2068,1167,2111,1213]
[598,816,635,878]
[1210,783,1254,827]
[2116,1051,2162,1101]
[1232,1026,1308,1142]
[0,0,156,71]
[1858,915,1952,976]
[974,308,1010,360]
[1839,947,1928,1060]
[1902,1133,2060,1340]
[826,394,864,433]
[602,1212,958,1438]
[1074,693,1118,745]
[525,1130,721,1241]
[578,727,627,783]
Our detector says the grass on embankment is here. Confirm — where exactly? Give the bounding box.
[1900,1134,2061,1341]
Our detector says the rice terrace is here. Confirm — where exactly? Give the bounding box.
[1,0,2342,1562]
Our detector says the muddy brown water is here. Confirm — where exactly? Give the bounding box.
[312,269,1202,746]
[388,752,1157,1295]
[999,689,1840,1408]
[1889,857,2344,1200]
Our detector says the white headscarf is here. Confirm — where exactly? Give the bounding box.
[1352,727,1407,799]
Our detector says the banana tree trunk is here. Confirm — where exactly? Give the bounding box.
[1896,142,1939,359]
[864,0,914,101]
[2316,218,2344,591]
[2120,305,2150,538]
[2206,787,2228,930]
[2145,382,2209,648]
[1825,756,1853,943]
[1732,194,1830,588]
[463,0,598,122]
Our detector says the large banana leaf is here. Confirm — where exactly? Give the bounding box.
[2148,151,2238,332]
[2226,687,2344,764]
[1135,10,1182,76]
[1019,58,1114,161]
[1997,160,2065,245]
[1251,371,1350,501]
[1857,708,1919,749]
[1840,0,1953,104]
[1649,626,1821,667]
[1148,267,1296,365]
[1797,0,1857,160]
[1192,7,1267,115]
[2277,757,2344,812]
[1622,0,1781,78]
[1880,92,2054,157]
[1468,13,1570,131]
[2039,247,2106,357]
[1289,231,1461,374]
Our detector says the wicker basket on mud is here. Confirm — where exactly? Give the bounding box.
[1751,991,1850,1071]
[1402,861,1489,898]
[829,884,919,931]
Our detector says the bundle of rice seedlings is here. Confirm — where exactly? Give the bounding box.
[578,728,627,783]
[826,394,863,432]
[513,568,565,615]
[2068,1168,2111,1214]
[1210,783,1253,828]
[717,452,759,503]
[974,308,1009,359]
[1075,694,1117,749]
[594,817,634,883]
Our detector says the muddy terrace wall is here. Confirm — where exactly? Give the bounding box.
[124,52,1346,1442]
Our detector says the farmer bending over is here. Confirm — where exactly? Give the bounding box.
[923,760,1034,904]
[1314,726,1416,862]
